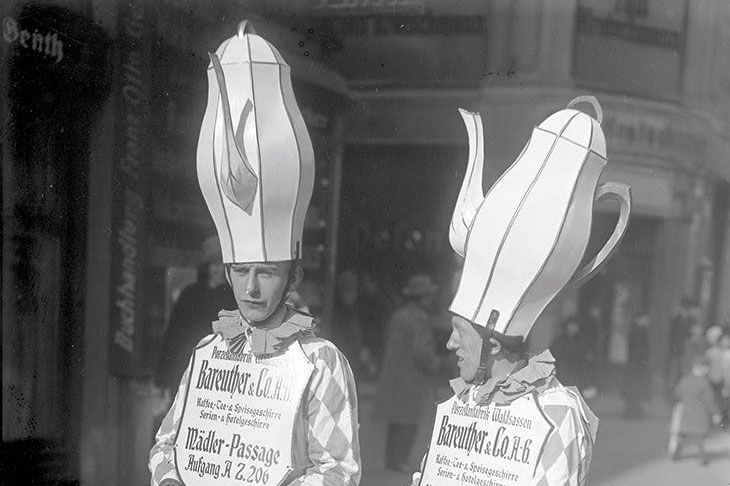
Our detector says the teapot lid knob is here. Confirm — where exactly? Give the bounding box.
[567,96,602,124]
[237,20,256,37]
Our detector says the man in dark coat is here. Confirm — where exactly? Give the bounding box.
[667,296,700,391]
[622,313,651,418]
[154,236,236,395]
[357,273,394,367]
[373,274,441,472]
[551,315,592,393]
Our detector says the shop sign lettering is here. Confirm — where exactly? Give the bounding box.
[3,17,64,63]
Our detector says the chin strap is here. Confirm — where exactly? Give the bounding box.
[471,310,527,385]
[472,310,500,384]
[473,325,493,385]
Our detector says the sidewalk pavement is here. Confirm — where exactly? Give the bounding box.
[357,382,730,486]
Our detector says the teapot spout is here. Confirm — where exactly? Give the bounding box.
[450,109,486,257]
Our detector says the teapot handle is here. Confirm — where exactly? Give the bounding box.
[567,96,603,124]
[569,182,632,287]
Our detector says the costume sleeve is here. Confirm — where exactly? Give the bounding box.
[532,400,595,486]
[149,357,191,485]
[289,344,361,486]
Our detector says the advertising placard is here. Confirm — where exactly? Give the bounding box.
[174,335,314,485]
[420,393,554,486]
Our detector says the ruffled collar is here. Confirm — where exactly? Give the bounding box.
[211,306,316,357]
[450,349,557,405]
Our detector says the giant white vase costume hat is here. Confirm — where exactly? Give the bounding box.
[197,21,315,263]
[450,96,631,341]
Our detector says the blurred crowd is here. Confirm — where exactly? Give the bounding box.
[548,295,730,465]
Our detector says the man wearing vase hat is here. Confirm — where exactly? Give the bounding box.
[149,22,360,486]
[413,103,630,486]
[373,274,442,473]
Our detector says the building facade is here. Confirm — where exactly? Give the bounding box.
[322,0,730,394]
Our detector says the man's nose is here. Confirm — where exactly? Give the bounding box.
[446,331,458,351]
[245,272,259,298]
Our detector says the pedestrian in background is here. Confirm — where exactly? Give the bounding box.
[154,235,235,401]
[551,315,593,397]
[329,270,376,380]
[713,331,730,427]
[622,312,651,419]
[578,303,603,401]
[667,297,700,392]
[669,357,721,465]
[682,322,709,375]
[357,272,394,369]
[373,274,441,473]
[705,326,726,423]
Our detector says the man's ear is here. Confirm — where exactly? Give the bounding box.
[488,337,502,355]
[289,265,304,292]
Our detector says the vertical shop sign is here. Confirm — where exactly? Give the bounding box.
[109,0,152,377]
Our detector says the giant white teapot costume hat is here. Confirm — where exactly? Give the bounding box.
[197,21,314,263]
[450,96,631,341]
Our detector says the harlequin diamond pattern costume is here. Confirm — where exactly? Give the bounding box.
[150,315,361,485]
[149,21,360,486]
[448,351,598,486]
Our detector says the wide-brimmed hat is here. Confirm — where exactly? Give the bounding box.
[402,274,438,297]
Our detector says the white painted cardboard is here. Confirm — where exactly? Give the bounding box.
[197,22,315,263]
[449,97,631,338]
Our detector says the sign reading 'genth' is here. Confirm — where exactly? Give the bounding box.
[3,16,64,63]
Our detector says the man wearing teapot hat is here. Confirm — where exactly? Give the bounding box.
[149,23,360,486]
[413,103,631,486]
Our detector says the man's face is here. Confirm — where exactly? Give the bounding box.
[229,261,292,323]
[446,314,484,382]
